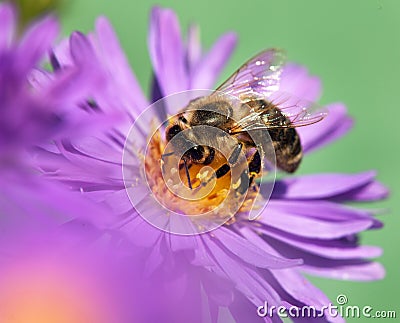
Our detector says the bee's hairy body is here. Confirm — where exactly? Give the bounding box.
[165,95,303,192]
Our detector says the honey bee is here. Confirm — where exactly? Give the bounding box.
[164,49,326,193]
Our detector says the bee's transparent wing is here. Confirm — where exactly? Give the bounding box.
[214,48,327,131]
[230,93,327,133]
[268,92,328,127]
[215,48,286,101]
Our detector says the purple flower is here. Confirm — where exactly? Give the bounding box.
[0,4,118,161]
[34,6,388,322]
[0,5,200,323]
[0,2,122,224]
[0,4,57,158]
[0,0,102,306]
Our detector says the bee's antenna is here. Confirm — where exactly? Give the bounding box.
[183,159,192,190]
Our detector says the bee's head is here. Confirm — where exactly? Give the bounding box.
[184,145,205,162]
[165,116,215,165]
[165,124,182,142]
[184,145,215,165]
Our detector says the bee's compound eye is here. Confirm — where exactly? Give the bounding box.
[166,125,182,141]
[186,145,204,161]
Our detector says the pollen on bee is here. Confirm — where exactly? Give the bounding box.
[232,178,242,190]
[196,169,209,180]
[195,166,216,185]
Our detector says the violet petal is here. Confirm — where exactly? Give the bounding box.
[191,32,237,90]
[0,3,15,49]
[258,204,373,239]
[302,261,385,281]
[280,63,322,103]
[186,24,202,72]
[17,16,59,71]
[95,17,149,114]
[148,7,188,95]
[258,228,382,259]
[298,103,353,153]
[272,171,378,200]
[214,226,303,269]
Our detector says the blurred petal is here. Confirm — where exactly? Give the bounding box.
[17,16,59,71]
[118,211,163,248]
[186,24,201,72]
[53,38,73,66]
[69,32,92,64]
[229,292,274,323]
[0,3,16,49]
[298,103,353,153]
[191,32,237,89]
[0,170,113,230]
[95,17,148,114]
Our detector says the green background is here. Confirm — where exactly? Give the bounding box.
[50,0,400,321]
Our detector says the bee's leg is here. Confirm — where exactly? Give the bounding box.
[236,169,250,194]
[215,164,231,179]
[212,142,243,180]
[206,142,242,181]
[228,142,243,165]
[248,150,261,187]
[201,143,247,187]
[179,159,193,170]
[235,150,261,194]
